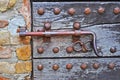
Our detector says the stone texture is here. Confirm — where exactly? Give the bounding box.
[7,0,16,9]
[0,20,9,28]
[16,45,31,60]
[0,76,10,80]
[0,0,9,12]
[24,75,31,80]
[19,36,31,45]
[0,0,16,12]
[15,61,32,74]
[0,0,31,79]
[0,47,12,59]
[0,62,15,74]
[0,31,10,45]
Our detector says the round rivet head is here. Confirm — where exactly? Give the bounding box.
[53,47,59,53]
[80,63,87,70]
[37,64,43,71]
[66,63,73,70]
[52,64,59,71]
[108,63,115,69]
[84,8,91,15]
[68,8,76,15]
[93,63,100,69]
[37,8,44,15]
[113,7,120,14]
[66,46,73,53]
[37,47,44,54]
[44,22,51,30]
[98,7,105,14]
[110,47,116,53]
[73,22,80,30]
[54,8,61,15]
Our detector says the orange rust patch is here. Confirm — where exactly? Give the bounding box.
[0,76,10,80]
[16,45,31,60]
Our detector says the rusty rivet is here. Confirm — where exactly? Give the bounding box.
[110,47,117,53]
[93,63,100,69]
[37,47,44,54]
[37,8,45,15]
[98,7,105,14]
[66,46,73,53]
[108,63,115,69]
[37,64,44,71]
[73,22,80,30]
[52,64,59,71]
[80,63,87,70]
[54,8,61,15]
[66,63,73,70]
[53,47,59,53]
[44,22,51,30]
[84,8,91,15]
[113,7,120,14]
[68,8,76,15]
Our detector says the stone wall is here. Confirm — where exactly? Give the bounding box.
[0,0,31,80]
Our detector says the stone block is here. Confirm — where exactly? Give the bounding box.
[15,61,32,74]
[0,20,9,28]
[16,45,31,60]
[0,31,10,45]
[0,0,16,12]
[0,62,15,74]
[0,46,12,59]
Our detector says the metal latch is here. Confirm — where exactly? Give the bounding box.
[18,23,102,57]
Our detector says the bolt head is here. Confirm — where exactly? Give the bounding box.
[113,7,120,14]
[68,8,76,15]
[53,47,59,53]
[66,46,73,53]
[54,8,61,15]
[80,63,87,70]
[73,22,80,30]
[93,63,99,69]
[37,8,44,15]
[110,47,117,53]
[108,63,115,69]
[44,22,51,30]
[66,63,73,70]
[37,64,43,71]
[98,7,105,14]
[52,64,59,71]
[37,47,44,54]
[84,8,91,15]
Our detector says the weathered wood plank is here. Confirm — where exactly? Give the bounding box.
[33,23,120,58]
[33,58,120,80]
[32,2,120,28]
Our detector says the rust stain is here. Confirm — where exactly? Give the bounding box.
[19,0,31,28]
[0,76,10,80]
[0,20,9,28]
[19,36,31,45]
